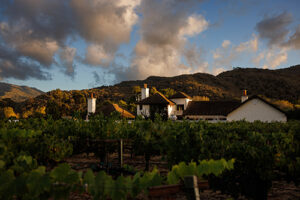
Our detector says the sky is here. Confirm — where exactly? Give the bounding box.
[0,0,299,92]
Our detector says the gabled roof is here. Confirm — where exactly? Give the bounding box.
[137,92,175,105]
[236,95,286,114]
[170,92,191,99]
[183,95,286,117]
[183,101,241,116]
[98,103,135,119]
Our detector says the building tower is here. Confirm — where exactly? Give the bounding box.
[141,83,149,100]
[87,93,96,114]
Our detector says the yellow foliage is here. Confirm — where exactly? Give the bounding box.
[3,107,18,119]
[36,106,46,115]
[132,86,141,94]
[273,100,294,111]
[119,100,127,108]
[192,96,210,101]
[22,109,34,118]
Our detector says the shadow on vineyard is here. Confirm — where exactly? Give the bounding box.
[0,115,299,199]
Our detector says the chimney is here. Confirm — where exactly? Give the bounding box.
[241,90,248,103]
[141,83,149,100]
[87,93,96,113]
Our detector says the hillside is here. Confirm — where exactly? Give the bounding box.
[98,65,300,103]
[0,82,44,102]
[0,65,299,118]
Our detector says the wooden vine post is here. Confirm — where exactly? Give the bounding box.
[184,176,200,200]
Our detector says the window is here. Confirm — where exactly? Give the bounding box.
[139,105,143,110]
[177,104,184,111]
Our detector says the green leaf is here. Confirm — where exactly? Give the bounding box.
[93,171,112,200]
[110,175,128,200]
[50,163,79,184]
[83,169,95,194]
[0,160,5,170]
[26,172,51,199]
[131,172,142,197]
[0,170,15,199]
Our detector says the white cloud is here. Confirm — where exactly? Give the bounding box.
[179,14,209,37]
[59,47,76,76]
[234,34,258,53]
[213,34,258,69]
[212,67,226,75]
[263,48,288,69]
[252,52,265,66]
[116,0,210,80]
[222,40,231,48]
[85,44,112,66]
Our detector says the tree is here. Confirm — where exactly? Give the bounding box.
[22,109,34,118]
[132,86,141,94]
[3,107,18,119]
[46,101,61,120]
[192,96,210,101]
[161,88,176,98]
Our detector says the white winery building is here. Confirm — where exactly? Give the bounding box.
[136,85,287,122]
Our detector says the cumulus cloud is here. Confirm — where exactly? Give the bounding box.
[285,24,300,49]
[255,12,292,47]
[262,48,288,69]
[114,0,209,81]
[85,45,113,67]
[59,47,76,77]
[212,34,258,70]
[71,0,140,65]
[254,12,300,68]
[222,40,231,48]
[0,0,141,80]
[252,52,265,66]
[0,45,51,80]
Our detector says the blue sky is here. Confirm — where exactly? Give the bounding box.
[0,0,299,92]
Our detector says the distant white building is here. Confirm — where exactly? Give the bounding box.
[87,93,96,114]
[136,86,287,122]
[136,84,176,119]
[227,96,287,122]
[184,91,287,122]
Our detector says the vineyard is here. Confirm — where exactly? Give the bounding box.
[0,115,299,199]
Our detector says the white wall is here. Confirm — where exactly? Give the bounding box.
[141,88,149,100]
[168,105,176,117]
[170,98,191,109]
[87,98,96,113]
[227,99,287,122]
[137,104,150,117]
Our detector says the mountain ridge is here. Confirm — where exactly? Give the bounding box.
[0,65,299,118]
[0,82,44,102]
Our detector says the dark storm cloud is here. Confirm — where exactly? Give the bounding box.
[0,44,51,80]
[0,0,140,80]
[255,13,292,47]
[0,0,74,79]
[285,25,300,49]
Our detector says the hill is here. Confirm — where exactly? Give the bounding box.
[98,65,300,103]
[0,82,44,102]
[1,65,299,118]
